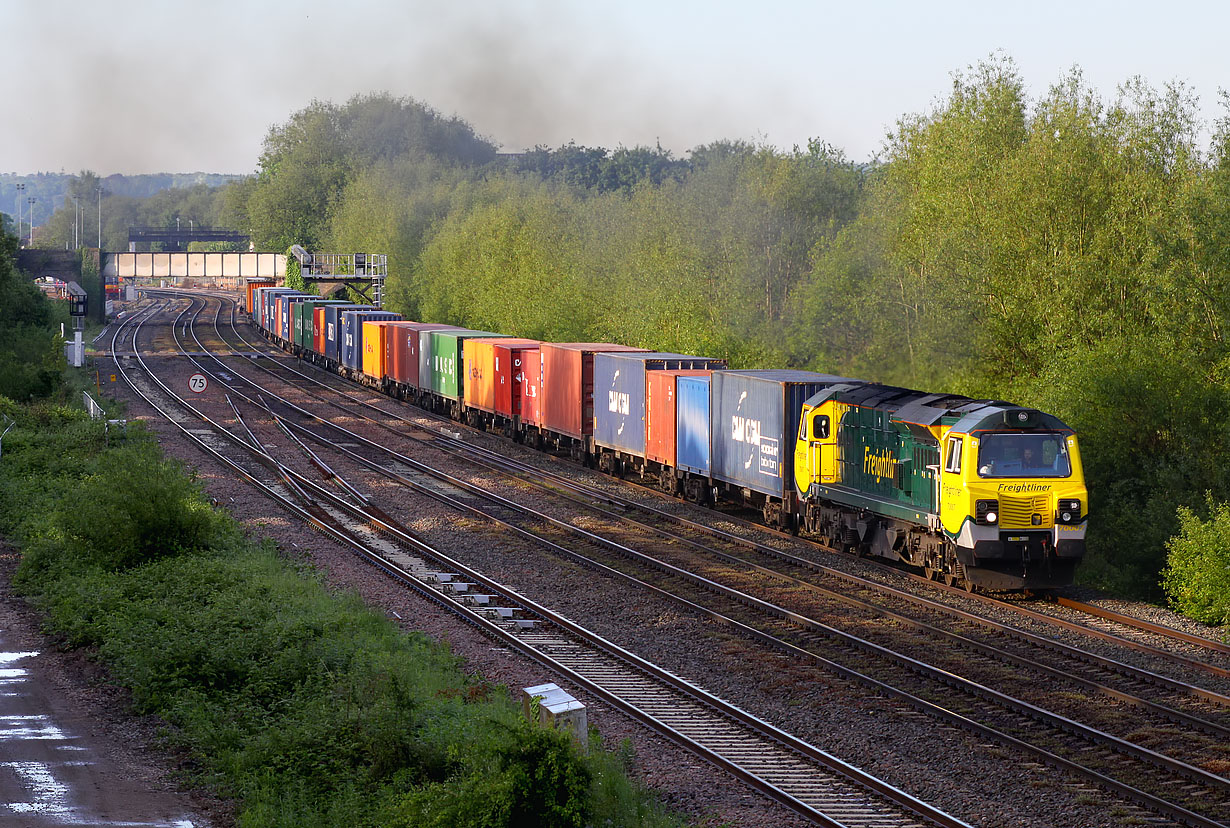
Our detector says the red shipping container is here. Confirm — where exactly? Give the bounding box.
[386,322,458,390]
[646,370,713,466]
[464,338,542,416]
[521,355,542,426]
[539,343,648,440]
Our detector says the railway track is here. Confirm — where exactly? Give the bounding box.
[132,289,1230,827]
[111,295,979,827]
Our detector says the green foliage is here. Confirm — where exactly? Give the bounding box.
[245,94,496,251]
[790,55,1230,600]
[0,234,64,401]
[1162,499,1230,627]
[282,250,316,295]
[386,723,592,828]
[0,402,683,827]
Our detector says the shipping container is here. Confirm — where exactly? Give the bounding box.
[323,304,372,362]
[245,278,275,315]
[341,310,400,370]
[710,370,855,500]
[385,322,458,390]
[253,288,279,332]
[361,319,401,381]
[259,288,296,334]
[676,375,711,476]
[296,300,350,352]
[539,344,649,440]
[646,370,714,467]
[427,329,509,401]
[281,294,313,342]
[521,357,542,426]
[593,353,727,457]
[463,338,542,416]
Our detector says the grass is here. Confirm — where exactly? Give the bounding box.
[0,393,686,828]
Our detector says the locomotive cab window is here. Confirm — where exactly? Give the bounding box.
[944,437,962,473]
[811,413,829,440]
[977,432,1071,478]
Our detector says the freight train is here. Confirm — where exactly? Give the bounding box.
[244,283,1087,592]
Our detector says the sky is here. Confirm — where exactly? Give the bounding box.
[2,0,1225,175]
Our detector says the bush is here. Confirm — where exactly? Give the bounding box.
[384,722,591,828]
[1162,500,1230,627]
[2,398,684,827]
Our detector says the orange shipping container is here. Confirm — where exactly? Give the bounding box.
[464,338,542,415]
[245,278,275,315]
[362,320,397,380]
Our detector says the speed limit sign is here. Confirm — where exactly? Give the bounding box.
[188,373,208,394]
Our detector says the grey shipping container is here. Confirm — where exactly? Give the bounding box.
[710,370,854,500]
[593,352,727,457]
[676,375,712,476]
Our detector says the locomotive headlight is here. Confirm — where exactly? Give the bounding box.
[1056,499,1081,524]
[975,499,999,525]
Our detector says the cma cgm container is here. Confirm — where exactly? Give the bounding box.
[361,319,402,381]
[675,375,712,476]
[341,310,400,371]
[593,353,727,457]
[386,322,458,391]
[323,304,373,362]
[710,370,854,501]
[245,278,275,315]
[463,338,541,416]
[646,369,714,467]
[427,329,509,401]
[539,344,648,441]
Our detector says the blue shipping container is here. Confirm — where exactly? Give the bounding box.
[676,375,711,476]
[259,288,295,334]
[710,370,855,500]
[324,304,372,362]
[593,352,727,457]
[341,310,399,369]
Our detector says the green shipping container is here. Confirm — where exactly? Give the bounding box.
[428,329,510,401]
[294,300,351,351]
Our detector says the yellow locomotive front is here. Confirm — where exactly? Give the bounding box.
[940,407,1087,591]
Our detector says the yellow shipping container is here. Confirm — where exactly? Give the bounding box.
[463,338,501,413]
[362,320,394,380]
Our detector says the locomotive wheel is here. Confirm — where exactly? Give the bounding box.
[924,565,938,581]
[943,571,958,587]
